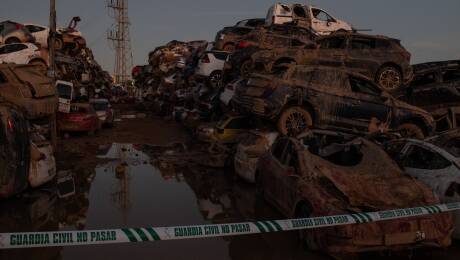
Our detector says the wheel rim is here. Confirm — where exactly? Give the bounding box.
[378,68,401,90]
[210,72,222,88]
[285,111,310,136]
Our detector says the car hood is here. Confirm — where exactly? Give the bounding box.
[302,138,436,210]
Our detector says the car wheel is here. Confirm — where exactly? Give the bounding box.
[54,38,64,50]
[223,44,235,52]
[240,60,253,78]
[376,65,402,91]
[209,71,223,89]
[278,106,313,136]
[5,37,20,44]
[29,60,47,74]
[398,123,425,139]
[296,203,319,250]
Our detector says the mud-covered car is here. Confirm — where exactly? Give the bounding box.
[256,135,453,257]
[386,130,460,238]
[223,25,316,81]
[214,18,265,52]
[396,60,460,132]
[0,103,30,199]
[252,32,413,91]
[0,64,57,119]
[0,20,35,45]
[233,66,434,138]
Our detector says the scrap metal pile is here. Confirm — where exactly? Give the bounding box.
[133,2,460,257]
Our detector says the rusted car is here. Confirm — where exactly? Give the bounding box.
[396,60,460,132]
[0,64,57,119]
[252,32,413,91]
[0,103,30,199]
[57,103,101,135]
[213,18,265,51]
[233,66,434,138]
[256,135,453,257]
[223,25,316,81]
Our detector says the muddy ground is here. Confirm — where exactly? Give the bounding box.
[1,107,460,260]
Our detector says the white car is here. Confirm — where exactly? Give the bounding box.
[220,78,245,107]
[234,131,279,183]
[195,51,229,88]
[29,133,56,188]
[386,131,460,238]
[0,43,48,72]
[24,24,49,48]
[265,3,353,35]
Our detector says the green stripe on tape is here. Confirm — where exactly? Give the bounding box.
[261,221,275,232]
[433,205,442,213]
[423,206,433,214]
[133,228,149,242]
[254,222,266,233]
[269,220,283,232]
[349,214,362,224]
[362,213,373,222]
[122,228,138,242]
[146,227,161,241]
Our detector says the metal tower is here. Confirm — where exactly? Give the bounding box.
[107,0,133,86]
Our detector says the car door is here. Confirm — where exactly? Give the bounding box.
[399,144,458,200]
[317,36,347,67]
[338,75,391,131]
[345,36,380,78]
[263,138,289,208]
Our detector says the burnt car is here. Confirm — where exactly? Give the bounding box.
[213,18,265,52]
[233,66,434,138]
[0,103,30,199]
[223,25,316,82]
[395,60,460,132]
[252,32,413,91]
[256,135,453,257]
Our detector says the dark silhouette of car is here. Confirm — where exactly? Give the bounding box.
[252,32,413,91]
[233,66,434,138]
[255,134,453,257]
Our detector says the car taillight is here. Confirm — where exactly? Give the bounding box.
[15,23,24,30]
[201,54,210,63]
[7,118,14,131]
[237,41,251,49]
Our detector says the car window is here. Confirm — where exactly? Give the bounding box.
[293,6,307,18]
[402,145,452,170]
[26,25,44,33]
[412,72,438,86]
[349,76,382,96]
[272,139,288,162]
[319,37,346,49]
[351,38,376,49]
[226,118,250,129]
[0,24,4,34]
[443,70,460,83]
[312,9,333,22]
[213,52,228,61]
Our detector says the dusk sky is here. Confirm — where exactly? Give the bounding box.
[1,0,459,74]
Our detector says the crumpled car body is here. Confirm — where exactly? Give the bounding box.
[233,65,434,138]
[252,32,413,91]
[0,104,30,199]
[29,133,56,188]
[234,131,278,183]
[386,129,460,238]
[256,136,453,256]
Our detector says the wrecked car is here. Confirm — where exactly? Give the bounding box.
[233,66,434,138]
[253,32,413,91]
[212,115,253,144]
[0,43,49,73]
[396,60,460,132]
[256,135,453,257]
[195,51,229,88]
[0,103,30,199]
[0,20,35,45]
[234,131,278,183]
[90,98,114,127]
[386,129,460,238]
[265,3,353,35]
[29,132,56,188]
[57,16,86,53]
[57,103,101,135]
[213,18,265,52]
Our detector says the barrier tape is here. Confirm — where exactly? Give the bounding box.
[1,202,459,249]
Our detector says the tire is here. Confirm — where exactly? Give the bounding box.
[240,60,253,78]
[277,106,313,136]
[223,44,235,52]
[5,37,20,44]
[296,203,319,250]
[209,71,223,89]
[376,65,403,91]
[398,123,425,139]
[54,38,64,50]
[28,60,47,74]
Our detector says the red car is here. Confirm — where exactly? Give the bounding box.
[58,103,101,134]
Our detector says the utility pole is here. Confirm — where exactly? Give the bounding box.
[107,0,133,88]
[49,0,58,149]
